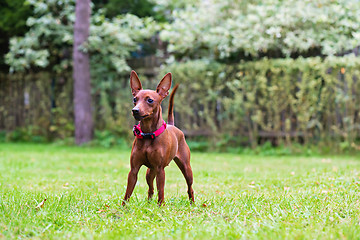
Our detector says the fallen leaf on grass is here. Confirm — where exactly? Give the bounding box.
[35,198,47,209]
[321,158,332,163]
[248,181,256,188]
[202,203,207,207]
[97,204,110,213]
[215,190,224,195]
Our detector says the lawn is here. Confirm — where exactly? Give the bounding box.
[0,143,359,239]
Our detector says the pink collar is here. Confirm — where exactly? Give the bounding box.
[133,120,167,139]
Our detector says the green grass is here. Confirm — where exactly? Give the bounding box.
[1,143,360,239]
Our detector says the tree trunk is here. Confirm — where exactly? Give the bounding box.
[73,0,93,145]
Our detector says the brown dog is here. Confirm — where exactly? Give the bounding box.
[122,70,194,206]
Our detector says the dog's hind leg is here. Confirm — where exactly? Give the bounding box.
[174,141,194,203]
[146,168,156,200]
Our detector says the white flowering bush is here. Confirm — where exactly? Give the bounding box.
[160,0,360,60]
[5,0,158,75]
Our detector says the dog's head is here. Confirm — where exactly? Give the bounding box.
[130,70,172,121]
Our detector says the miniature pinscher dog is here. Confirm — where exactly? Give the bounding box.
[122,70,194,206]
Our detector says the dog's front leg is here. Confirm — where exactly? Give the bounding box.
[122,162,141,206]
[156,167,165,206]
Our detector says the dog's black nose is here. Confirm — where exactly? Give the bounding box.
[132,109,139,115]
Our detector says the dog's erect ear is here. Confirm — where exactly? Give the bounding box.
[156,73,172,99]
[130,70,142,96]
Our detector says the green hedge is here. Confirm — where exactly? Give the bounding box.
[161,55,360,149]
[1,56,360,150]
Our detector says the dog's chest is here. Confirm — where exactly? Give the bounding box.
[133,139,174,168]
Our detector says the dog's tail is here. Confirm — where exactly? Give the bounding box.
[167,84,179,125]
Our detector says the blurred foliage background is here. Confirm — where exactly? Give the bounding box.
[0,0,359,153]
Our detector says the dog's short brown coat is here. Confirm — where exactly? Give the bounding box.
[122,71,194,205]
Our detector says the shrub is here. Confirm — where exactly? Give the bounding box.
[160,55,360,149]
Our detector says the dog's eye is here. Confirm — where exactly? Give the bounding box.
[133,97,137,103]
[147,98,154,104]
